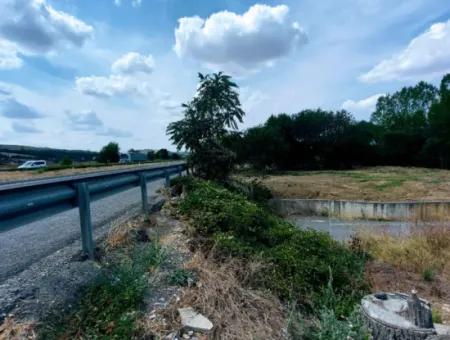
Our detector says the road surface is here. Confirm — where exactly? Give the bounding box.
[0,178,164,283]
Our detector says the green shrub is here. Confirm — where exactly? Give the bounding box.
[168,268,196,286]
[39,243,164,339]
[176,177,368,316]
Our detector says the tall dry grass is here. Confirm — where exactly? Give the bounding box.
[139,252,286,340]
[358,225,450,276]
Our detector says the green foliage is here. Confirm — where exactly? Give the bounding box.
[167,72,244,180]
[432,308,443,324]
[98,142,120,163]
[39,243,164,339]
[422,268,435,282]
[168,268,196,286]
[230,73,450,170]
[155,148,169,160]
[176,177,368,315]
[309,307,370,340]
[371,81,438,131]
[59,156,73,166]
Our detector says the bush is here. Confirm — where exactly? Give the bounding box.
[176,177,368,315]
[39,243,164,339]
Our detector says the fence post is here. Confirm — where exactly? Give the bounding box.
[139,173,148,214]
[164,169,170,187]
[76,182,94,259]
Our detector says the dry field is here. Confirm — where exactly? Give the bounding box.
[243,166,450,201]
[0,162,173,183]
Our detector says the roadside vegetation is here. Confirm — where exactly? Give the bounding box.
[171,176,371,338]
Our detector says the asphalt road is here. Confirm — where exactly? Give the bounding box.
[0,179,164,283]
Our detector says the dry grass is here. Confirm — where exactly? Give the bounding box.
[359,226,450,324]
[105,215,156,251]
[242,166,450,201]
[139,252,286,340]
[0,317,36,340]
[358,225,450,275]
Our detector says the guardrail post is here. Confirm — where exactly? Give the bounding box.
[76,182,95,259]
[164,169,170,187]
[139,173,148,214]
[178,166,183,177]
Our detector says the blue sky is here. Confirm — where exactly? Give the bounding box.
[1,0,450,151]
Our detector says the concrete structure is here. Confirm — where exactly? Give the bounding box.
[270,198,450,221]
[361,292,437,339]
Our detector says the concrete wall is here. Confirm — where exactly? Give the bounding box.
[269,198,450,221]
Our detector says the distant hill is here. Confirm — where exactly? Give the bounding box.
[0,144,98,164]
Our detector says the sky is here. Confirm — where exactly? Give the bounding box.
[1,0,450,152]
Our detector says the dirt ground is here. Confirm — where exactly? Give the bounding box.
[0,162,174,183]
[244,167,450,201]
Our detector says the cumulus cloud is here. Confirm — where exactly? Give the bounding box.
[76,52,154,97]
[0,98,43,119]
[0,40,22,70]
[360,20,450,82]
[174,4,307,73]
[342,93,384,119]
[66,110,103,130]
[112,52,154,75]
[0,0,93,54]
[12,121,41,133]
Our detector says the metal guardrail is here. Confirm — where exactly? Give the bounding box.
[0,163,186,259]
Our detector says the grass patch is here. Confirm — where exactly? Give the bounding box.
[358,226,450,276]
[39,243,164,339]
[172,176,368,316]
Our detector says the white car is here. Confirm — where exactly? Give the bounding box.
[18,160,47,170]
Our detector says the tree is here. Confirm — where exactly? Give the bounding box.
[427,74,450,167]
[155,148,169,160]
[147,150,155,161]
[167,72,244,180]
[98,142,119,163]
[371,81,439,131]
[59,156,73,167]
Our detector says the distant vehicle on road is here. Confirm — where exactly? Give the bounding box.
[18,160,47,170]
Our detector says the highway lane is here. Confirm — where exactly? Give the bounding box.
[0,179,164,283]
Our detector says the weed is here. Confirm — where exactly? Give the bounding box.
[167,268,196,286]
[423,268,436,282]
[39,243,164,339]
[432,308,443,324]
[176,177,368,316]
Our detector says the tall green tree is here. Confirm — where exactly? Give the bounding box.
[167,72,244,180]
[371,81,439,130]
[98,142,120,163]
[427,74,450,167]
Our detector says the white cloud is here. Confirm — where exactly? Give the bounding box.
[114,0,121,6]
[174,4,307,73]
[132,0,142,8]
[0,40,22,70]
[12,121,41,134]
[112,52,154,75]
[66,110,103,130]
[97,127,132,138]
[342,93,384,119]
[0,98,44,119]
[360,20,450,82]
[76,52,155,97]
[0,0,93,54]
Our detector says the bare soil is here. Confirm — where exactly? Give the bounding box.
[244,166,450,201]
